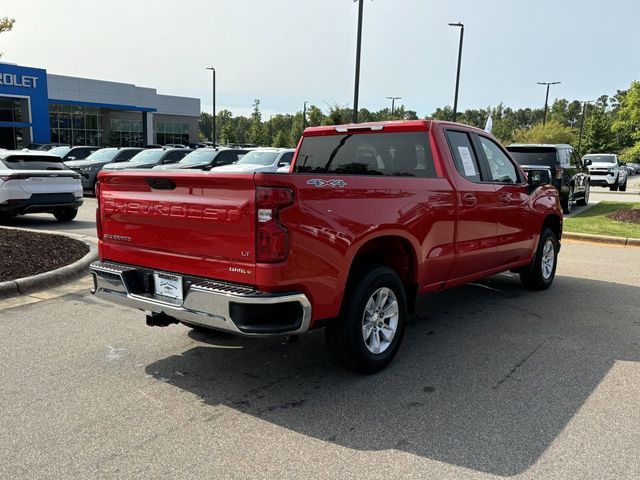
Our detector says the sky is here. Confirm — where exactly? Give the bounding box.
[2,0,639,118]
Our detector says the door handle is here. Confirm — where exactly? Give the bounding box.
[499,193,511,204]
[462,193,477,207]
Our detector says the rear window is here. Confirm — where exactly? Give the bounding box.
[507,147,558,167]
[583,154,616,163]
[294,132,437,177]
[1,155,67,171]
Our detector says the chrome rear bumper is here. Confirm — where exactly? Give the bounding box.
[90,261,312,336]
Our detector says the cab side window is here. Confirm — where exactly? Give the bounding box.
[215,151,237,166]
[163,151,186,163]
[445,130,482,182]
[279,152,294,167]
[570,149,582,167]
[117,150,139,161]
[478,136,520,184]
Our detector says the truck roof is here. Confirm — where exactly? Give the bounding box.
[508,143,574,149]
[302,120,492,136]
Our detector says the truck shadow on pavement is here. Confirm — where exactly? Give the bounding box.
[145,274,639,476]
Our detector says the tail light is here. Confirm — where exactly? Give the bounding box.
[0,174,30,181]
[256,187,294,263]
[95,181,102,240]
[555,168,564,180]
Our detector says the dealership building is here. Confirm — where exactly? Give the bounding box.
[0,62,200,150]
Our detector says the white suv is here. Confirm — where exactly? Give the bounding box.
[583,153,628,191]
[0,150,83,222]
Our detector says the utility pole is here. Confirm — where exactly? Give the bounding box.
[448,22,464,122]
[303,101,308,129]
[386,96,401,117]
[577,100,593,155]
[206,67,216,144]
[537,81,561,125]
[352,0,364,123]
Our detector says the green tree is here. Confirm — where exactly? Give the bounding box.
[613,81,640,160]
[513,120,577,145]
[249,99,267,145]
[428,106,453,121]
[307,105,324,127]
[199,112,212,141]
[272,130,290,148]
[220,122,236,145]
[323,102,352,125]
[582,106,616,154]
[0,17,15,58]
[289,112,304,147]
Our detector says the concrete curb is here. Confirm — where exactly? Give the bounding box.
[564,231,640,247]
[0,229,98,300]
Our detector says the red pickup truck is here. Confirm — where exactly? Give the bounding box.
[91,120,562,372]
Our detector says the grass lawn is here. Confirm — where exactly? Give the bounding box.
[564,202,640,239]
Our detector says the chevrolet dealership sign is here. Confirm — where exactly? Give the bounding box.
[0,73,39,88]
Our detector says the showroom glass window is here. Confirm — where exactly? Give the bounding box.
[156,122,189,146]
[0,99,26,149]
[49,105,102,146]
[109,119,143,147]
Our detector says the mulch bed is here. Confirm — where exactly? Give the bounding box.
[0,228,89,282]
[606,209,640,225]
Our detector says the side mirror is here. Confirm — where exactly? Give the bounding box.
[67,156,76,161]
[584,159,592,166]
[527,169,551,193]
[278,162,290,168]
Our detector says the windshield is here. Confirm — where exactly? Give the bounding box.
[236,151,279,166]
[48,146,72,157]
[178,149,218,165]
[583,154,615,163]
[507,148,557,167]
[84,148,118,162]
[128,149,165,164]
[1,155,67,170]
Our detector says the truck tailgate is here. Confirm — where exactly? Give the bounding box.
[98,171,257,285]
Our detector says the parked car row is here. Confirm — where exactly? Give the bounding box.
[2,127,637,225]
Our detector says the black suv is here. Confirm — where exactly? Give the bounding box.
[65,147,144,191]
[507,144,590,214]
[48,145,100,161]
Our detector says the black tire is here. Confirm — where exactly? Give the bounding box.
[325,265,407,373]
[577,183,589,206]
[53,208,78,222]
[520,228,558,290]
[619,179,627,192]
[562,188,573,214]
[609,181,618,191]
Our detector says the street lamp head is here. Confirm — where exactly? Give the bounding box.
[206,66,215,72]
[538,81,561,86]
[448,22,463,27]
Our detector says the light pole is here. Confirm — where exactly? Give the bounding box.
[303,100,309,129]
[448,22,464,122]
[352,0,364,123]
[206,67,216,144]
[386,96,401,117]
[577,100,593,155]
[537,81,561,125]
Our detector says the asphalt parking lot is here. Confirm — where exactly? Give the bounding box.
[1,195,639,479]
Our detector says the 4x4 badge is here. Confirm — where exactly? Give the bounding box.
[307,179,347,188]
